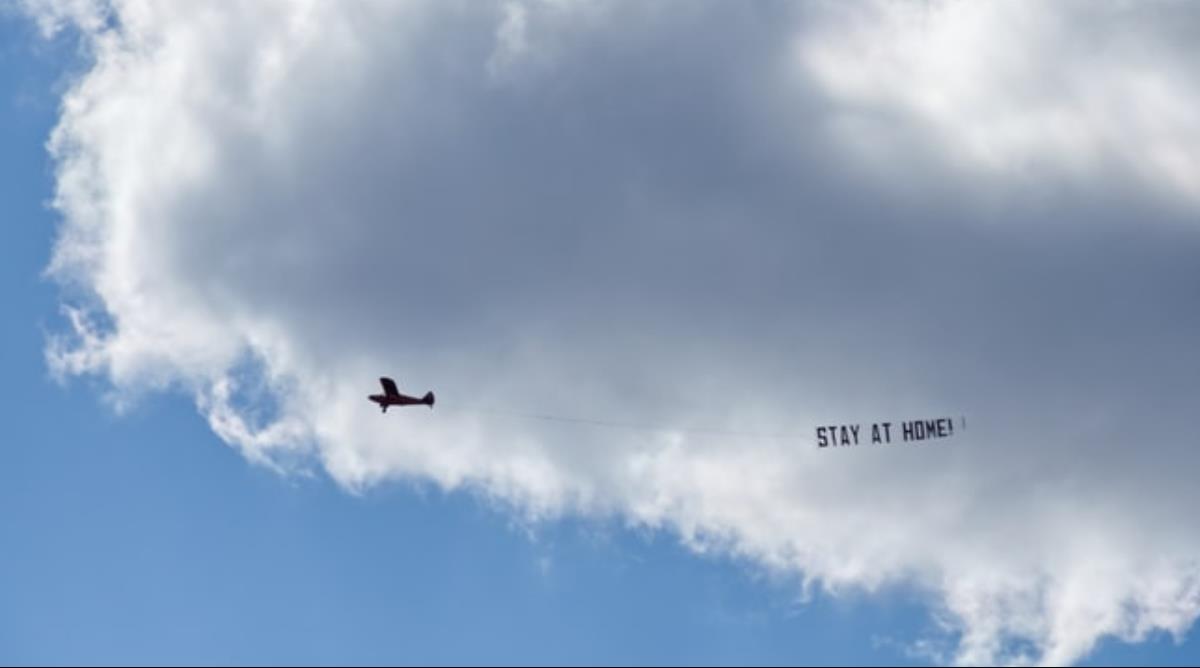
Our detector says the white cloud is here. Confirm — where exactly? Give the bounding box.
[31,1,1200,664]
[798,1,1200,204]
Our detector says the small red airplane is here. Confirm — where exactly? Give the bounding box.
[369,377,435,413]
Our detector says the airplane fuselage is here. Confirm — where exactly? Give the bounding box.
[369,391,435,412]
[369,376,435,412]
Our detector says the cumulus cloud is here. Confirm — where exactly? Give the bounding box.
[29,1,1200,664]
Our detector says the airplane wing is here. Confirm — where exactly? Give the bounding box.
[379,377,400,397]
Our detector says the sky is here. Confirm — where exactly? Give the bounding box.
[3,1,1200,665]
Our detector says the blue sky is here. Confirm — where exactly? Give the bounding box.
[5,4,1200,665]
[0,29,926,662]
[0,20,923,666]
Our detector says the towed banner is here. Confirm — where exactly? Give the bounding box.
[816,417,963,448]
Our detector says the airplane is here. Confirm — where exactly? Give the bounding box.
[369,377,435,413]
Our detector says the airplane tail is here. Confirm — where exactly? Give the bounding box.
[423,391,435,408]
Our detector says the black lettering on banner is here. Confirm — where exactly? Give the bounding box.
[818,417,961,449]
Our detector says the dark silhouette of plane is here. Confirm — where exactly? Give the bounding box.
[369,377,434,413]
